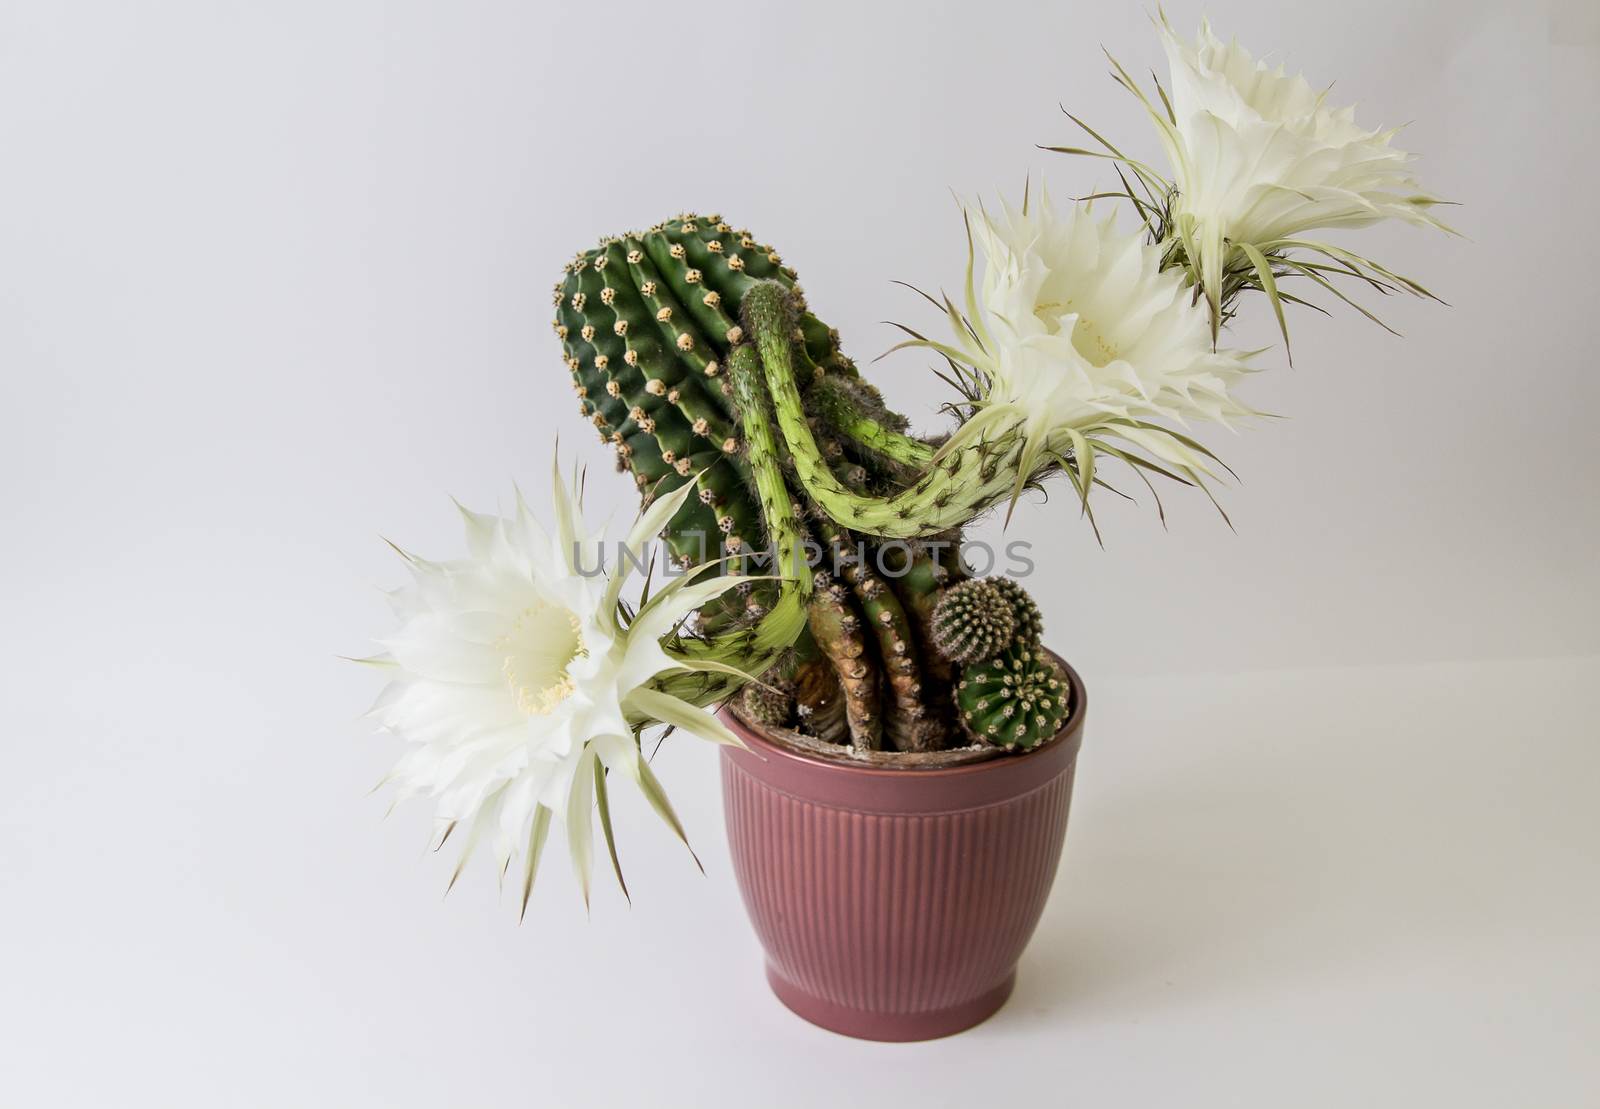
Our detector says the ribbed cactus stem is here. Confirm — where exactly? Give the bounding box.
[737,288,883,749]
[814,519,942,752]
[554,217,1073,756]
[806,571,881,752]
[741,281,1027,538]
[725,345,805,580]
[621,240,731,396]
[884,542,956,685]
[653,345,813,706]
[790,632,848,743]
[647,222,834,362]
[838,412,933,472]
[809,375,934,472]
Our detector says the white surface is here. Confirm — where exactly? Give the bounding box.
[3,0,1598,1105]
[6,658,1598,1106]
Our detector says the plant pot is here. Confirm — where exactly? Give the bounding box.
[718,654,1086,1042]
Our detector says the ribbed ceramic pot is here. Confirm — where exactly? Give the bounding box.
[719,657,1086,1041]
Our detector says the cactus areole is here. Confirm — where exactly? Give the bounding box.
[554,213,1070,758]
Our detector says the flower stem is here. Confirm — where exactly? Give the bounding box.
[742,282,1023,537]
[808,375,935,472]
[658,344,812,704]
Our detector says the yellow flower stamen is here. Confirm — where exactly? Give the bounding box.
[499,603,587,716]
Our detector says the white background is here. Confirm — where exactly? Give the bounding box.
[3,1,1596,1105]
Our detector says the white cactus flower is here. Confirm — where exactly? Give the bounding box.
[1151,15,1450,327]
[360,462,747,912]
[936,187,1256,507]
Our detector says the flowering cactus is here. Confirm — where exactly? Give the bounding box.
[553,216,1048,753]
[364,15,1450,907]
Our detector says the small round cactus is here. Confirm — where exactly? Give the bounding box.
[989,577,1044,645]
[930,578,1017,664]
[955,644,1070,751]
[739,678,796,728]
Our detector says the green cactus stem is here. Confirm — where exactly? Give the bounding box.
[552,215,1072,757]
[806,570,881,752]
[740,281,1033,538]
[883,542,955,684]
[955,644,1070,751]
[650,347,812,706]
[808,374,934,475]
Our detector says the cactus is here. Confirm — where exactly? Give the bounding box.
[739,678,796,729]
[930,578,1018,664]
[990,576,1045,646]
[955,645,1071,751]
[553,213,1063,754]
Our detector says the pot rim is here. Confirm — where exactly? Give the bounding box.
[720,653,1085,813]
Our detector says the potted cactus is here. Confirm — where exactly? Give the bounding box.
[357,16,1449,1041]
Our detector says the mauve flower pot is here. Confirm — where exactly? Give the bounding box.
[719,656,1086,1042]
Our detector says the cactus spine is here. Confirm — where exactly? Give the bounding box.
[554,213,1070,754]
